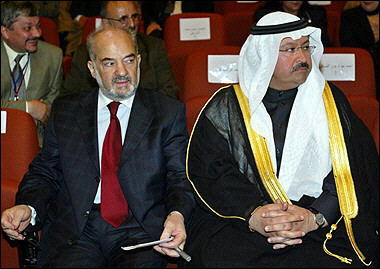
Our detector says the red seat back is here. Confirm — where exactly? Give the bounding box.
[40,17,60,47]
[182,46,241,101]
[164,13,227,55]
[185,95,212,135]
[324,47,376,98]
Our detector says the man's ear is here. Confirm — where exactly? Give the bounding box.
[1,25,10,40]
[101,18,111,27]
[87,60,96,79]
[137,53,141,66]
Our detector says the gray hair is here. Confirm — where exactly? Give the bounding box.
[86,25,139,64]
[1,1,39,30]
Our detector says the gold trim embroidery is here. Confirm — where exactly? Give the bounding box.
[234,84,291,204]
[323,82,369,265]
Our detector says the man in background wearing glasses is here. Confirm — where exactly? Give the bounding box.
[63,1,179,99]
[179,11,379,268]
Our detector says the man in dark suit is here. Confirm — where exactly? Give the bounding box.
[1,25,195,267]
[63,1,179,99]
[1,1,63,147]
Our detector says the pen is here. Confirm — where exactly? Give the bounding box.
[174,247,191,262]
[121,237,173,251]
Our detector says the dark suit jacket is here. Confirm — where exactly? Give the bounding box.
[15,87,195,267]
[62,33,179,99]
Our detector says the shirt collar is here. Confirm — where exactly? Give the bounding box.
[3,41,26,65]
[97,88,135,111]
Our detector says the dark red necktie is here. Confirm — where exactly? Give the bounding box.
[101,102,128,227]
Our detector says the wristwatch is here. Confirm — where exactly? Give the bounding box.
[308,207,326,229]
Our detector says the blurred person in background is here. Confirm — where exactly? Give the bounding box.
[254,1,333,47]
[340,1,379,100]
[1,1,63,147]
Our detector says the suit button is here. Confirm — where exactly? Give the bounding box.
[83,211,90,218]
[67,240,73,245]
[94,176,101,182]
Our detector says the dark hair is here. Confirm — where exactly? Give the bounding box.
[1,1,39,30]
[99,1,109,19]
[99,1,141,19]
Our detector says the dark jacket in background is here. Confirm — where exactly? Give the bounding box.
[340,5,379,100]
[254,2,333,47]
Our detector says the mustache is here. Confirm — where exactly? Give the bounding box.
[291,62,310,72]
[27,37,39,42]
[112,75,132,85]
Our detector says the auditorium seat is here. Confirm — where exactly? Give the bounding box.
[40,17,60,47]
[224,11,254,47]
[185,95,212,135]
[346,95,379,150]
[181,46,241,101]
[164,13,227,55]
[1,108,40,268]
[323,47,376,98]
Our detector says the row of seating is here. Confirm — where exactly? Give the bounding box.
[173,45,377,102]
[40,2,344,49]
[41,3,343,79]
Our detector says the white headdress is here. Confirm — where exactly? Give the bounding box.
[238,12,331,200]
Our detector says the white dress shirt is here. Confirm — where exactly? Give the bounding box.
[94,89,135,203]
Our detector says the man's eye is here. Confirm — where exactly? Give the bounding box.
[124,58,135,64]
[286,48,296,52]
[104,62,114,67]
[302,46,310,50]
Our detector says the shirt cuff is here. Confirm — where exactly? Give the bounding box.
[28,205,37,226]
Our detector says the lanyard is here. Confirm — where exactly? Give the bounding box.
[10,53,30,100]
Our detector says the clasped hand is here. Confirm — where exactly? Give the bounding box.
[249,199,317,249]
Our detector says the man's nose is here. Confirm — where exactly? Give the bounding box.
[115,62,128,77]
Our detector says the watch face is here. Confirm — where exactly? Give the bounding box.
[315,213,325,226]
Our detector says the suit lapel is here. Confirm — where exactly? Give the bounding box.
[76,89,100,173]
[120,88,154,166]
[28,48,45,92]
[1,41,12,95]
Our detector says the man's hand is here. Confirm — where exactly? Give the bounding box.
[153,211,186,258]
[1,205,32,241]
[249,199,305,249]
[27,99,51,125]
[281,203,320,233]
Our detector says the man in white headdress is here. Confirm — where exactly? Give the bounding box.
[179,12,379,268]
